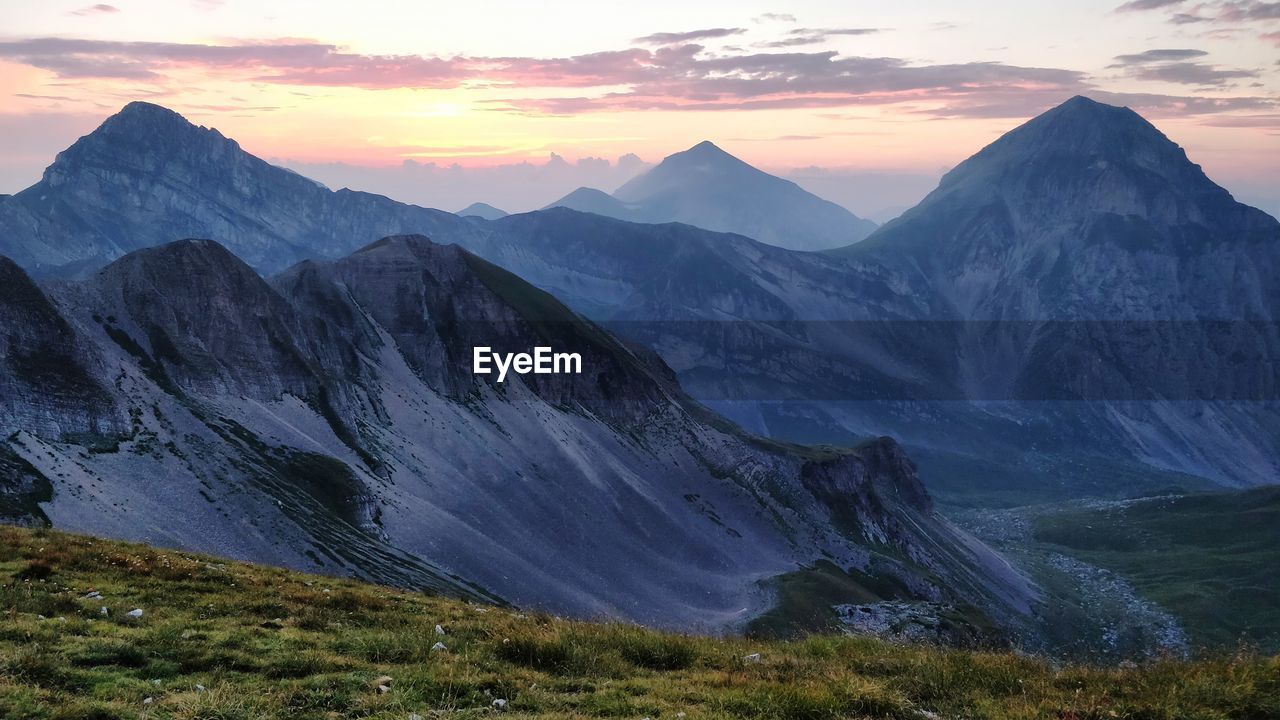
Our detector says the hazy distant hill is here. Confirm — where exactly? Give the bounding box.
[458,201,508,220]
[545,141,877,250]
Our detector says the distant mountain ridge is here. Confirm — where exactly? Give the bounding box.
[546,141,878,251]
[458,202,508,220]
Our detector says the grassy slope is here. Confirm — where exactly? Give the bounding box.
[1,527,1278,720]
[1033,487,1280,653]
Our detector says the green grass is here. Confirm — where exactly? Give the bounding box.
[747,562,1005,649]
[747,561,906,639]
[1,526,1278,719]
[914,447,1217,509]
[1033,486,1280,653]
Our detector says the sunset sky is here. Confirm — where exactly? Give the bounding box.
[1,0,1277,215]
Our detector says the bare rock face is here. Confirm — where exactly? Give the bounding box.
[0,257,123,439]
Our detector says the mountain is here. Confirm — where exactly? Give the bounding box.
[458,201,508,220]
[821,95,1280,487]
[838,95,1280,320]
[4,97,1277,649]
[0,101,485,276]
[546,186,635,218]
[545,141,878,251]
[0,236,1033,633]
[5,98,1278,498]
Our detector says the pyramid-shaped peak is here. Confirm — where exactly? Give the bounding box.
[670,140,738,162]
[45,102,233,181]
[643,140,756,179]
[99,238,249,278]
[931,94,1199,194]
[355,233,438,256]
[999,96,1163,153]
[1055,95,1109,113]
[687,140,728,154]
[97,101,210,138]
[116,100,186,121]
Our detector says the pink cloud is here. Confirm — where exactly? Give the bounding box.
[70,4,120,16]
[1,36,1274,121]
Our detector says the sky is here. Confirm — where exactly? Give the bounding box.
[1,0,1277,216]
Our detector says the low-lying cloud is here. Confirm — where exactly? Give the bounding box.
[634,28,745,45]
[1110,47,1259,86]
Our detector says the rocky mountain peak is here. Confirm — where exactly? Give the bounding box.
[676,140,737,162]
[602,140,877,249]
[46,102,239,185]
[851,95,1277,269]
[97,238,262,291]
[107,100,201,134]
[282,235,679,422]
[91,239,318,399]
[935,95,1228,207]
[622,141,754,192]
[458,202,508,220]
[0,255,122,438]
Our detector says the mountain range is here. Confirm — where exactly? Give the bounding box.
[0,230,1032,633]
[2,95,1279,649]
[5,99,1278,495]
[545,140,878,251]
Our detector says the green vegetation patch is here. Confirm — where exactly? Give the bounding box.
[0,525,1277,719]
[1033,486,1280,652]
